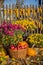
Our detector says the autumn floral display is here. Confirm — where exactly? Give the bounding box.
[0,21,28,59]
[0,3,43,64]
[26,34,43,47]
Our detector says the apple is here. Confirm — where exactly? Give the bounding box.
[10,45,15,50]
[18,45,22,49]
[18,43,28,49]
[24,44,28,48]
[10,45,17,50]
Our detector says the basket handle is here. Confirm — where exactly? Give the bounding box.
[32,44,36,48]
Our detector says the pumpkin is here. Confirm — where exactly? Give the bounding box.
[27,48,37,56]
[18,41,28,49]
[19,41,28,46]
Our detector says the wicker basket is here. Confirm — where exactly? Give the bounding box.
[9,48,27,59]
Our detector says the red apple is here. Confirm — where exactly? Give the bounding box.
[24,44,28,48]
[14,47,17,50]
[21,46,25,49]
[10,45,15,50]
[10,45,17,50]
[18,43,28,49]
[18,45,22,49]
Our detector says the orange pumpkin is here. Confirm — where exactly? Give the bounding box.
[18,41,28,49]
[27,48,37,56]
[19,41,28,46]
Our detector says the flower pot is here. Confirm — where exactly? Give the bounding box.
[9,49,18,58]
[18,48,27,59]
[9,48,28,59]
[9,41,28,59]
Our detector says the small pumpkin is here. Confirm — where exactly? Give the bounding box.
[27,48,37,56]
[19,41,28,46]
[18,41,28,49]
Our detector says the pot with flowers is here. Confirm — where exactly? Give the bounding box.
[26,34,43,56]
[1,21,28,59]
[9,30,28,59]
[26,34,43,48]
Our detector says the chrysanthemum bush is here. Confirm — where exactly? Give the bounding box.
[26,34,43,48]
[0,21,25,47]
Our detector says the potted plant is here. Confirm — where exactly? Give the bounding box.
[26,34,43,56]
[0,21,28,59]
[26,34,43,48]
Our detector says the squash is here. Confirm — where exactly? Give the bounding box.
[19,41,28,46]
[27,48,37,56]
[18,41,28,49]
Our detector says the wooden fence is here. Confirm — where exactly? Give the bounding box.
[0,4,43,34]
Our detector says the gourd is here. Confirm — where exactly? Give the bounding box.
[18,41,28,49]
[27,48,37,56]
